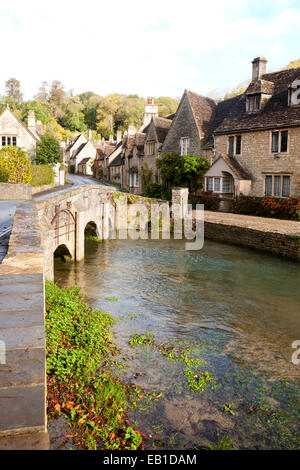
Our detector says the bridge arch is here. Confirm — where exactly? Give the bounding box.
[54,243,73,262]
[84,220,101,239]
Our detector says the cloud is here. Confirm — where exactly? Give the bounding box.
[0,0,300,99]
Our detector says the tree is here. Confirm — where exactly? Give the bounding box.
[5,78,23,103]
[49,80,67,120]
[36,133,61,164]
[286,59,300,69]
[34,81,49,101]
[155,96,179,117]
[157,152,209,191]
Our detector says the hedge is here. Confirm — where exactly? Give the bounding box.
[0,168,10,182]
[31,164,54,187]
[233,196,300,221]
[0,146,32,183]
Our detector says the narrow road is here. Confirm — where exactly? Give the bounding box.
[0,175,120,262]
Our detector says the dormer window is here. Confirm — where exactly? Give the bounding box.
[288,79,300,106]
[246,94,261,112]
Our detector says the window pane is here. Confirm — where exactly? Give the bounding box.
[282,176,290,197]
[1,137,5,146]
[222,177,231,193]
[7,137,11,145]
[228,136,234,155]
[265,176,272,196]
[236,136,241,155]
[274,176,281,197]
[214,177,220,192]
[280,131,288,152]
[207,177,213,191]
[12,137,17,146]
[272,132,279,152]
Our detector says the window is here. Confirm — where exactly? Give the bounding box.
[147,142,155,155]
[129,174,133,187]
[134,173,139,187]
[207,177,213,191]
[1,136,17,147]
[222,177,231,193]
[247,94,261,112]
[271,130,288,153]
[236,135,242,155]
[228,135,242,156]
[206,176,232,193]
[228,136,234,155]
[180,137,190,156]
[264,175,291,197]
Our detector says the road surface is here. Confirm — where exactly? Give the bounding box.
[0,175,120,262]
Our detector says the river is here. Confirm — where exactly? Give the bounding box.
[53,238,300,450]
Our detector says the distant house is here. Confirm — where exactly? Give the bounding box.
[94,140,117,179]
[107,99,174,193]
[67,135,97,175]
[0,107,40,158]
[204,57,300,198]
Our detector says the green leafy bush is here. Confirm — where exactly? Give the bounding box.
[141,183,171,200]
[31,164,54,187]
[0,167,10,182]
[0,146,32,183]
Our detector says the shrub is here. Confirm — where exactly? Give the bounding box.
[0,146,32,183]
[141,183,171,200]
[0,167,10,182]
[233,196,300,221]
[31,164,54,187]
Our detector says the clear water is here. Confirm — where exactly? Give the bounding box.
[53,238,300,450]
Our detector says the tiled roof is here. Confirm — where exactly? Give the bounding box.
[78,157,90,165]
[66,134,82,152]
[186,90,216,141]
[153,116,172,143]
[214,67,300,134]
[70,142,87,159]
[109,154,122,167]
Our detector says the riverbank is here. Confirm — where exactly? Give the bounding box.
[45,280,146,450]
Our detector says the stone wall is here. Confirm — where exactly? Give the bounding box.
[214,126,300,197]
[0,202,48,449]
[203,211,300,261]
[0,183,32,200]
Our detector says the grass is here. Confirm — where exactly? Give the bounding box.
[45,281,144,450]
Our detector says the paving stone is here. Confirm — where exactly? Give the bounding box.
[0,292,44,311]
[0,384,46,432]
[0,348,45,388]
[0,273,43,292]
[0,431,49,450]
[0,309,44,329]
[0,326,45,350]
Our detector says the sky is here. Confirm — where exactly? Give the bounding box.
[0,0,300,100]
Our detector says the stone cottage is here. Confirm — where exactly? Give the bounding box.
[0,107,40,158]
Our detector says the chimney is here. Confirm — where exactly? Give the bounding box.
[128,126,136,136]
[252,57,267,81]
[140,96,159,132]
[28,109,36,129]
[36,120,43,135]
[116,130,122,143]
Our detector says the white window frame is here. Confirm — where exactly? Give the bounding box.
[206,176,232,194]
[180,137,190,156]
[1,136,17,147]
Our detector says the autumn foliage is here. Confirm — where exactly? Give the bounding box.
[233,196,300,221]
